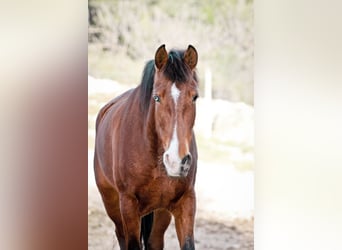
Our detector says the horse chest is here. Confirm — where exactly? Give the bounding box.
[136,177,186,211]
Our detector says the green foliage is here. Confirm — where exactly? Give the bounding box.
[88,0,253,104]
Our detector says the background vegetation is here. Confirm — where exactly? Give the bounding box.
[88,0,253,104]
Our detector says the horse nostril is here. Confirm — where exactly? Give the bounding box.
[181,154,191,165]
[165,153,170,164]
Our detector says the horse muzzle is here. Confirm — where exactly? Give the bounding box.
[163,153,192,177]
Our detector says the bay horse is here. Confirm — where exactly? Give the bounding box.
[94,44,199,250]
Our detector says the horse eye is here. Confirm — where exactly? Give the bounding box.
[153,95,160,102]
[192,95,199,102]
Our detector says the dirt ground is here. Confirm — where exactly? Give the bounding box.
[88,161,254,250]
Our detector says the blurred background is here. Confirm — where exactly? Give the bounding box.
[88,0,254,249]
[88,0,253,104]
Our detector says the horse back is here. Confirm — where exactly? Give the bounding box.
[95,89,134,131]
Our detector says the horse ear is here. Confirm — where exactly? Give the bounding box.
[183,45,198,70]
[155,44,168,70]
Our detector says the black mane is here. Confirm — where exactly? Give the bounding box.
[139,49,197,114]
[140,60,155,114]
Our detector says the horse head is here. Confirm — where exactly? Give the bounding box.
[152,44,199,177]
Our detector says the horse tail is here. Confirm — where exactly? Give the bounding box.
[140,212,154,248]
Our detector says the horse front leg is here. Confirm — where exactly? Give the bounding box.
[147,209,172,250]
[172,190,196,250]
[120,194,142,250]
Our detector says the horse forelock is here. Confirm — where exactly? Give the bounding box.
[163,50,192,83]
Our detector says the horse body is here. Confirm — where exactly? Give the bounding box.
[94,45,198,250]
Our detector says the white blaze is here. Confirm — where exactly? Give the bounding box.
[163,83,182,176]
[171,83,180,102]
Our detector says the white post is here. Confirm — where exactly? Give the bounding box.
[205,67,212,101]
[204,67,213,138]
